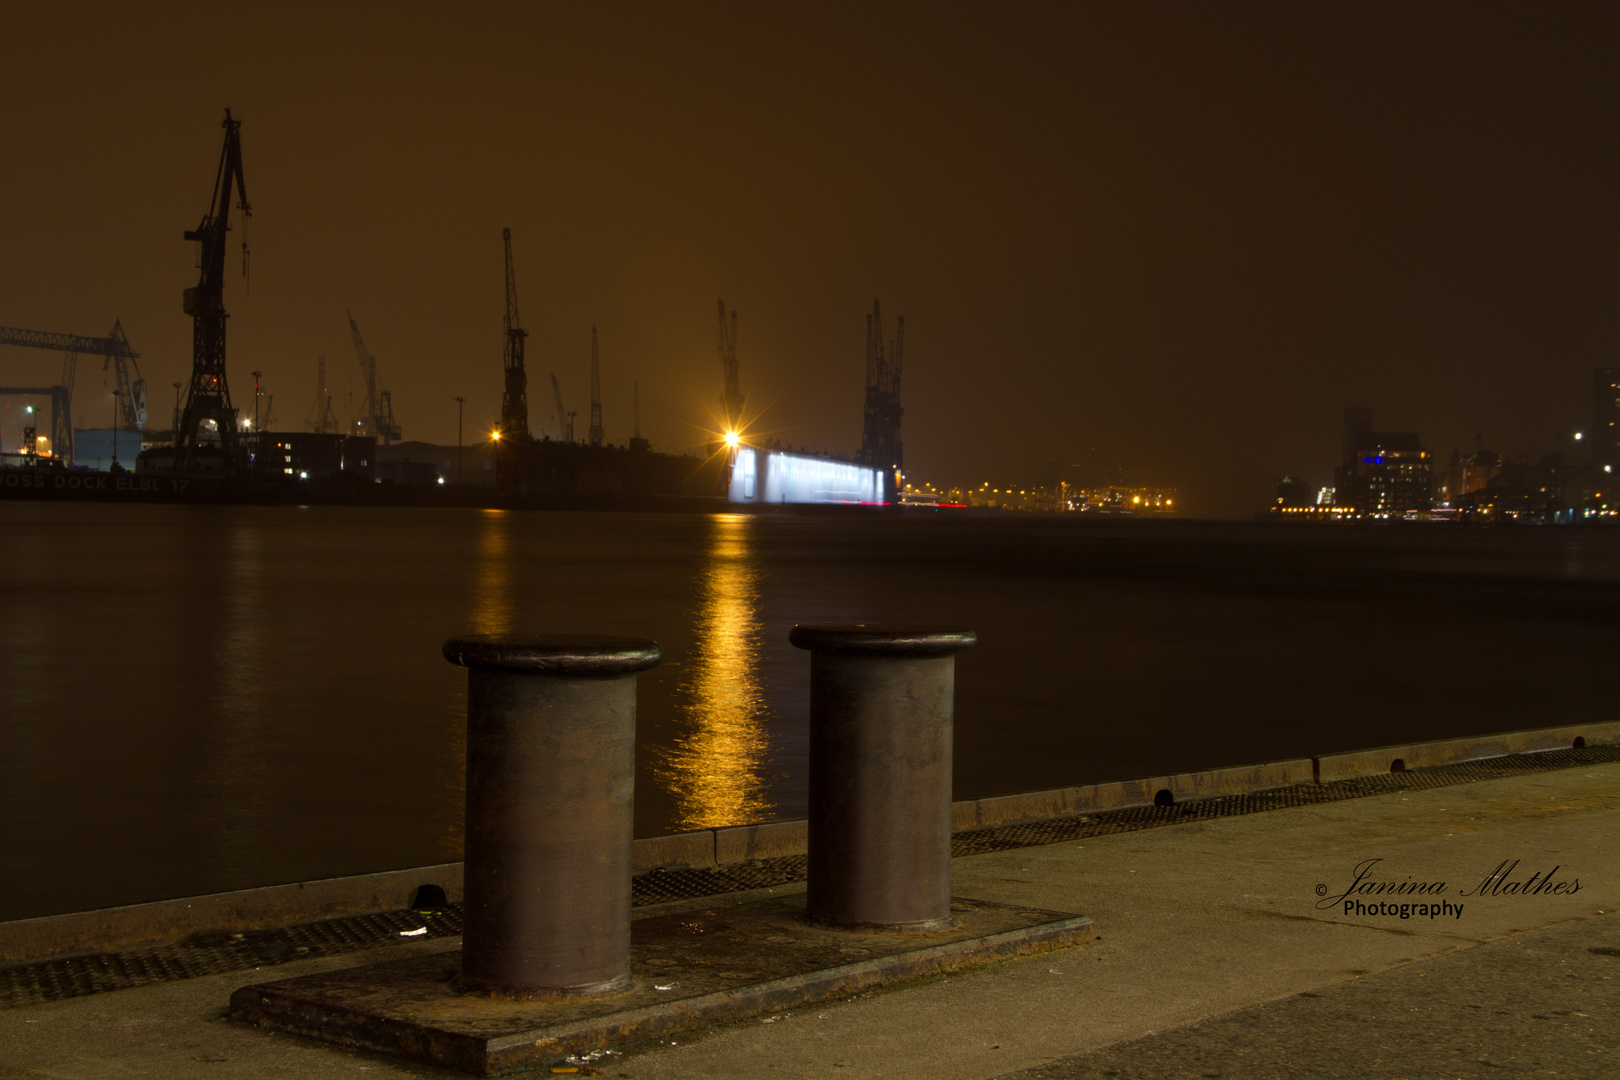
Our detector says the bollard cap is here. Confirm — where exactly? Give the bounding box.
[443,634,663,676]
[788,624,976,657]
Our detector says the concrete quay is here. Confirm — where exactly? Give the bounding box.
[1,755,1616,1079]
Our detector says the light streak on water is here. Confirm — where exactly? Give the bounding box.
[661,513,776,830]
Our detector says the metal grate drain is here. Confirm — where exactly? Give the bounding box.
[1,907,463,1009]
[5,744,1616,1010]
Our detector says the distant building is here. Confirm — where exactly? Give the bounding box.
[256,432,375,481]
[1595,366,1619,470]
[1274,475,1313,508]
[1439,449,1501,506]
[1334,428,1432,517]
[73,428,142,472]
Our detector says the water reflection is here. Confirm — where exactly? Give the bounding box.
[438,509,516,856]
[663,514,775,830]
[471,509,514,635]
[202,521,270,853]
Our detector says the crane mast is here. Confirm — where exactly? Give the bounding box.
[630,379,649,453]
[500,228,530,440]
[550,373,571,444]
[858,298,905,477]
[173,109,250,471]
[343,313,400,444]
[588,327,604,446]
[717,299,743,434]
[305,356,338,433]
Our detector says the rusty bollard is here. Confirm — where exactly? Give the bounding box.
[788,624,977,930]
[443,634,661,996]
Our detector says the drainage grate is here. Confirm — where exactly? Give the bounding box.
[1,907,463,1009]
[4,744,1616,1009]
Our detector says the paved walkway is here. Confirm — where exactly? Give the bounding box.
[2,761,1615,1079]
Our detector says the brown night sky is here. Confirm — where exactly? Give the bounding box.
[3,1,1619,514]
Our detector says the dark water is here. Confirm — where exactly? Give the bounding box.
[1,503,1616,921]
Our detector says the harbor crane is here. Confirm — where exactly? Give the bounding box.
[500,229,531,441]
[588,327,604,446]
[0,320,147,460]
[346,312,400,444]
[858,298,905,474]
[717,299,743,434]
[629,379,649,452]
[173,109,250,471]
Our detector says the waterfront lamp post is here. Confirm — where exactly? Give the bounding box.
[455,396,465,485]
[110,387,122,470]
[250,370,262,469]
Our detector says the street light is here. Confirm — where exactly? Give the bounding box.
[455,396,465,485]
[250,371,263,467]
[111,387,123,471]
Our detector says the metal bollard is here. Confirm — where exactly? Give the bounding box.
[788,624,976,930]
[443,634,662,996]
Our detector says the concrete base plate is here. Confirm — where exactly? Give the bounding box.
[230,894,1094,1076]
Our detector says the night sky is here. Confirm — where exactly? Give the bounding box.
[3,2,1619,515]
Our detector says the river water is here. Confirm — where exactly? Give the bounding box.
[1,503,1616,921]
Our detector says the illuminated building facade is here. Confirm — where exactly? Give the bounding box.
[1334,431,1431,517]
[727,447,886,505]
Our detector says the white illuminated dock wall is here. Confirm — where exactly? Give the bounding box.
[727,447,887,505]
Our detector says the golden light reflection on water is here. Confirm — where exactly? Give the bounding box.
[471,509,514,635]
[662,514,776,830]
[442,509,517,855]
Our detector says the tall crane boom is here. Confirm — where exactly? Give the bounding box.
[346,311,377,437]
[500,228,530,440]
[588,327,604,446]
[103,320,147,430]
[174,109,250,470]
[345,312,399,444]
[717,299,743,433]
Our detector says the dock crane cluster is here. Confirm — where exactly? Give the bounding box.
[0,320,146,461]
[6,114,917,498]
